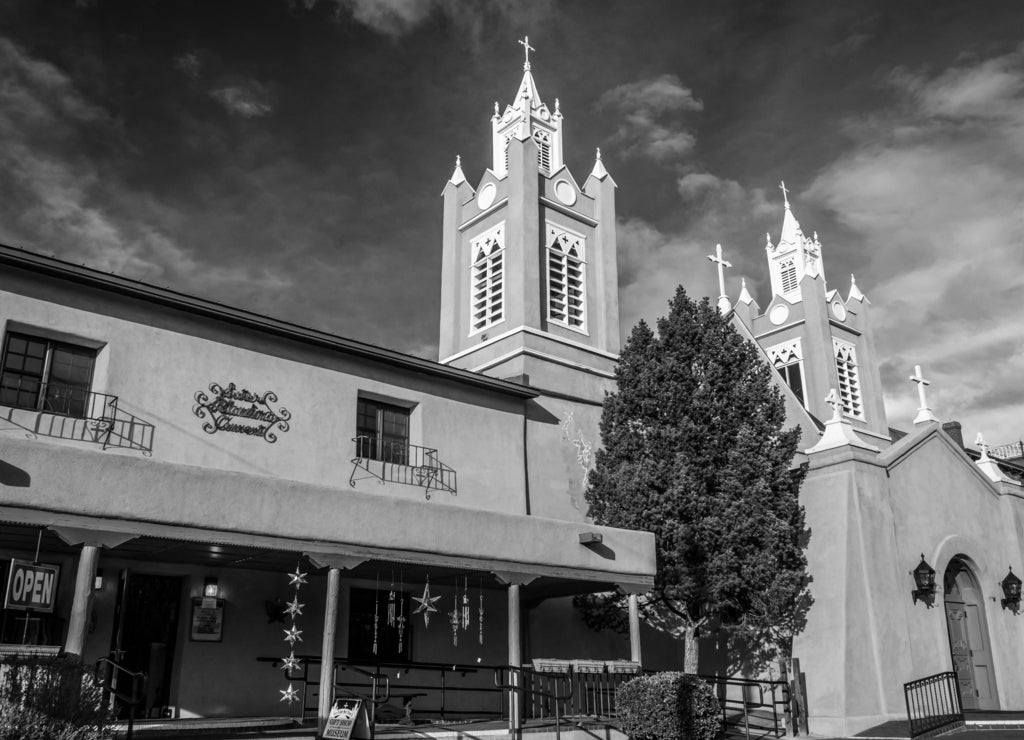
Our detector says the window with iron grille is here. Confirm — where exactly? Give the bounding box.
[0,332,96,418]
[546,225,586,331]
[767,339,805,407]
[356,398,411,465]
[833,338,864,419]
[470,223,505,334]
[780,259,798,293]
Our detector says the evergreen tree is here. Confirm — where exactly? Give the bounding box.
[582,287,809,673]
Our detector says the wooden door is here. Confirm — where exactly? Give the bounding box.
[963,597,998,710]
[945,602,977,710]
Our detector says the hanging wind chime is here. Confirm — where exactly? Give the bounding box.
[279,562,307,705]
[372,573,380,656]
[387,571,396,628]
[479,578,485,646]
[396,571,407,652]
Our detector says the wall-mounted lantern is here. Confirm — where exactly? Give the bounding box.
[204,576,220,598]
[911,554,936,606]
[1000,567,1021,612]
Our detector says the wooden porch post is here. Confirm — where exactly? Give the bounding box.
[64,544,99,656]
[318,567,341,733]
[627,592,642,665]
[493,571,537,737]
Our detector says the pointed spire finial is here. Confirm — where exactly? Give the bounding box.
[518,36,535,71]
[494,101,499,117]
[976,433,991,461]
[449,155,466,185]
[590,147,609,179]
[737,277,755,305]
[765,231,773,249]
[555,98,560,114]
[779,180,790,209]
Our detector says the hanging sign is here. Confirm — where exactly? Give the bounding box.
[193,382,291,443]
[323,698,371,740]
[4,559,61,613]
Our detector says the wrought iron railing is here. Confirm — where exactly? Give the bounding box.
[96,657,146,739]
[349,436,457,498]
[698,674,789,739]
[904,671,964,738]
[0,377,154,453]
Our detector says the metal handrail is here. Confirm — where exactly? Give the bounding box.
[697,674,790,739]
[95,657,147,740]
[495,665,574,740]
[904,671,964,738]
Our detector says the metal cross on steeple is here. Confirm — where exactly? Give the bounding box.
[707,243,732,312]
[518,36,535,71]
[779,180,790,209]
[976,433,992,461]
[909,365,939,424]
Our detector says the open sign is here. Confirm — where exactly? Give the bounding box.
[4,559,61,613]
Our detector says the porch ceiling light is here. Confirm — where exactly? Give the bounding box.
[1000,567,1022,612]
[911,554,936,606]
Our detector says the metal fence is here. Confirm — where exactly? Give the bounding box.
[350,436,457,497]
[904,671,964,738]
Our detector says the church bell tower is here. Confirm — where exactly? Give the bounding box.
[733,184,890,444]
[438,38,619,403]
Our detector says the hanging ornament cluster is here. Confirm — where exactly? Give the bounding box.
[278,563,307,705]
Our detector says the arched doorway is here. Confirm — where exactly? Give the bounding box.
[943,557,998,710]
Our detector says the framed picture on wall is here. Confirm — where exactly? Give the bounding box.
[190,597,224,642]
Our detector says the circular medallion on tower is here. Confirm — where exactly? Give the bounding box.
[476,183,497,210]
[832,300,848,322]
[769,303,790,326]
[554,179,576,206]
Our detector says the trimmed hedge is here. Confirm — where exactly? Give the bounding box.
[0,654,111,740]
[617,672,720,740]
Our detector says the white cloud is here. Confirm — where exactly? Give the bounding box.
[807,47,1024,441]
[210,83,273,118]
[598,75,703,163]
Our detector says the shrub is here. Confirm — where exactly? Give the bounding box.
[617,672,720,740]
[0,654,111,739]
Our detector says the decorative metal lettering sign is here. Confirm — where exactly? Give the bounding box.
[193,382,291,443]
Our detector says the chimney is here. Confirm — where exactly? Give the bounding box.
[942,421,964,449]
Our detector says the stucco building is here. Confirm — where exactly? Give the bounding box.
[1,49,1023,739]
[0,58,655,727]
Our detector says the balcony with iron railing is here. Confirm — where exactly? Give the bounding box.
[0,375,154,453]
[349,436,457,499]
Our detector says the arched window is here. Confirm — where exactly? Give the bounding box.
[833,338,863,419]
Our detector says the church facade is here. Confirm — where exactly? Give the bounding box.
[0,47,1023,739]
[727,191,1024,736]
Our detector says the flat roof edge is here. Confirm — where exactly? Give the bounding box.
[0,244,538,400]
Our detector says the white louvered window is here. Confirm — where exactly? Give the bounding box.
[833,338,864,419]
[546,225,586,331]
[780,259,798,293]
[534,129,551,172]
[470,224,505,334]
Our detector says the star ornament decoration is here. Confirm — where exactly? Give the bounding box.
[284,624,303,645]
[280,683,299,704]
[288,566,308,588]
[281,653,302,673]
[285,596,304,618]
[413,579,441,627]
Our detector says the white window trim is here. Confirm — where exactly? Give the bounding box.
[766,338,806,408]
[545,223,588,335]
[468,222,506,337]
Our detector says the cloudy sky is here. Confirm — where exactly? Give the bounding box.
[1,0,1023,446]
